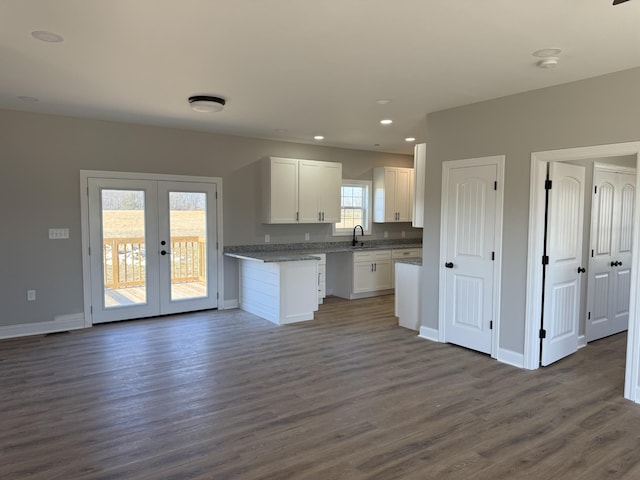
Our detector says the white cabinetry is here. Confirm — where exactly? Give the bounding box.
[395,262,421,331]
[262,157,342,224]
[373,167,414,223]
[329,250,393,299]
[391,248,422,286]
[316,253,327,304]
[412,143,426,228]
[353,250,392,294]
[299,160,342,223]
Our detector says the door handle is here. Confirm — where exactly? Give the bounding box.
[445,262,454,269]
[611,261,622,267]
[577,266,586,273]
[618,261,623,266]
[160,250,170,256]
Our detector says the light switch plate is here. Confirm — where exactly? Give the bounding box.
[49,228,69,239]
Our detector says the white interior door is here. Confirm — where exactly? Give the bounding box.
[442,163,497,354]
[586,167,635,341]
[88,177,218,323]
[541,162,585,366]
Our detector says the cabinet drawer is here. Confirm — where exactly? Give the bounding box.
[392,248,422,259]
[353,250,391,262]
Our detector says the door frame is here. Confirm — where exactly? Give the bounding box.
[79,170,224,326]
[438,155,505,359]
[524,142,640,403]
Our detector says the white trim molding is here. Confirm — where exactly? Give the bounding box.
[0,313,85,340]
[497,348,525,369]
[524,141,640,404]
[418,326,439,342]
[221,299,239,310]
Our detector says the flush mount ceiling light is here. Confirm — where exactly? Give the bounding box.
[376,99,391,105]
[314,135,324,140]
[31,30,64,43]
[537,57,559,69]
[532,48,561,58]
[188,95,226,113]
[405,137,416,142]
[380,119,393,125]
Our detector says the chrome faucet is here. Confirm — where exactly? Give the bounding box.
[352,225,364,246]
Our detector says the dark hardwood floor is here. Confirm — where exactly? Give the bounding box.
[1,295,639,479]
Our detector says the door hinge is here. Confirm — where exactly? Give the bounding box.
[296,211,299,221]
[215,191,218,199]
[90,305,93,314]
[494,181,497,191]
[539,328,547,339]
[542,255,549,265]
[588,312,591,320]
[545,179,552,190]
[88,246,91,256]
[490,320,493,330]
[216,242,219,250]
[491,251,495,261]
[591,249,594,258]
[217,292,219,299]
[594,186,597,194]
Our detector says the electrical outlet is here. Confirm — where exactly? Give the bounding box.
[27,290,36,301]
[305,233,310,241]
[384,231,388,239]
[265,234,270,243]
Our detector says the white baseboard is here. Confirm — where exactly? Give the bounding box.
[0,313,86,340]
[418,326,439,342]
[578,335,587,349]
[221,299,239,310]
[497,347,525,369]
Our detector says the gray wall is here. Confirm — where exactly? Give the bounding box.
[422,67,640,355]
[0,109,419,327]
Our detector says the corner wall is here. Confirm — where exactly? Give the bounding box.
[422,67,640,355]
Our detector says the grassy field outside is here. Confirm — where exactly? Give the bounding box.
[102,210,206,237]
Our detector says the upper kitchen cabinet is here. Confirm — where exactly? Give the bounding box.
[412,143,426,228]
[262,157,342,224]
[373,166,414,223]
[299,160,342,223]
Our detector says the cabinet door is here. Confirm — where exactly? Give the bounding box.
[384,168,398,222]
[353,262,376,293]
[396,168,412,222]
[319,162,342,223]
[298,161,321,222]
[372,260,392,290]
[265,158,299,223]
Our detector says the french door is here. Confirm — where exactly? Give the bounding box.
[586,165,635,342]
[87,176,218,323]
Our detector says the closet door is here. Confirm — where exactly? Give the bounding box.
[586,166,635,342]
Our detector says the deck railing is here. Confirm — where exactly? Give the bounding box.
[103,236,206,289]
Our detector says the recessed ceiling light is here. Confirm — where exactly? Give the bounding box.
[532,48,561,58]
[314,135,324,140]
[376,99,391,105]
[380,119,393,125]
[31,31,64,43]
[405,137,416,142]
[188,95,226,113]
[374,144,381,147]
[17,95,39,103]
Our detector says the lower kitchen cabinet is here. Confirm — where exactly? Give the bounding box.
[329,250,393,300]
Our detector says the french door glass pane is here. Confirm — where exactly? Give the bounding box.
[169,191,207,301]
[101,189,147,307]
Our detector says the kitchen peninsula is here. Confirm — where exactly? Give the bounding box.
[225,240,422,325]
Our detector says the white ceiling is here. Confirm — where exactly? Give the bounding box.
[1,1,640,155]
